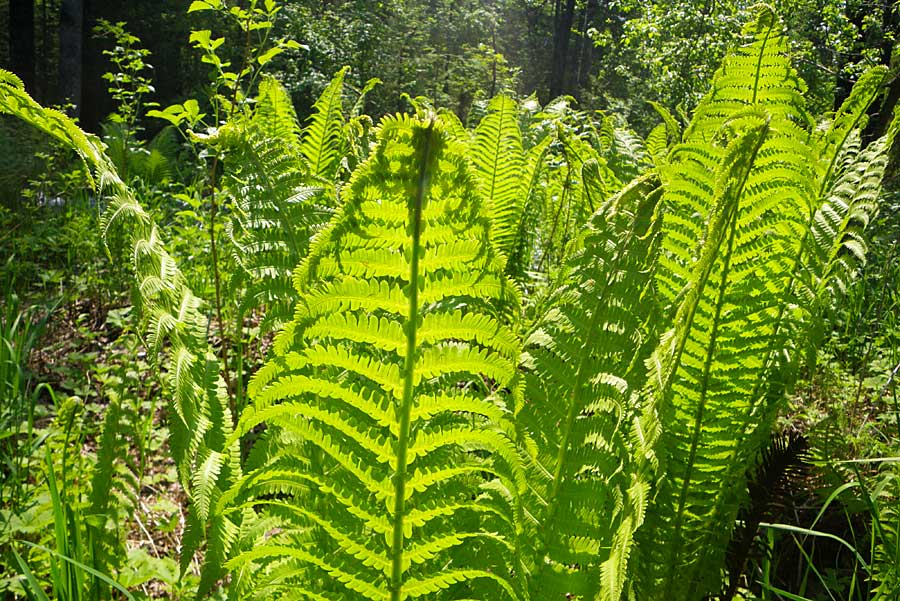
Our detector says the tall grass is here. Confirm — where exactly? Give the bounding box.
[0,285,56,512]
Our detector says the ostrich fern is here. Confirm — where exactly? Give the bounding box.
[2,5,898,598]
[0,70,241,593]
[219,115,525,600]
[633,6,898,600]
[520,173,662,601]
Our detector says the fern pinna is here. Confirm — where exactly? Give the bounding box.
[220,115,525,600]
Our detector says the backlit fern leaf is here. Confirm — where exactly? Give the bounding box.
[872,471,900,599]
[470,95,526,263]
[795,69,899,326]
[301,66,349,183]
[225,77,328,332]
[635,116,798,600]
[505,137,551,282]
[684,4,810,143]
[631,12,821,588]
[520,174,663,601]
[221,115,525,600]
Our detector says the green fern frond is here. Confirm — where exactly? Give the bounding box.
[520,173,663,601]
[470,95,527,263]
[636,116,790,600]
[872,472,900,599]
[255,75,305,157]
[224,115,525,600]
[225,77,327,332]
[646,101,682,167]
[505,136,551,282]
[814,66,888,191]
[684,4,810,144]
[802,131,889,308]
[632,14,822,588]
[300,66,349,183]
[0,76,241,591]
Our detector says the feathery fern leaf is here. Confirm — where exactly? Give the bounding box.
[225,76,328,333]
[636,95,813,600]
[300,66,349,183]
[520,173,662,601]
[505,137,551,282]
[0,73,242,592]
[631,9,847,598]
[470,95,527,263]
[222,115,525,600]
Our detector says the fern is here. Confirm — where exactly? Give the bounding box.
[520,174,662,601]
[632,7,872,599]
[795,68,899,333]
[0,72,241,593]
[225,76,328,333]
[300,66,349,184]
[872,471,900,599]
[470,95,527,263]
[220,115,525,600]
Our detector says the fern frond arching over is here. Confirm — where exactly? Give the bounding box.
[0,72,242,594]
[222,115,525,601]
[520,173,662,601]
[633,7,819,598]
[684,4,810,143]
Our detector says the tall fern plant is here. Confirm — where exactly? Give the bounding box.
[220,115,526,600]
[2,4,898,599]
[631,6,899,600]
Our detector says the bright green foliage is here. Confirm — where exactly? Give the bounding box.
[504,136,550,281]
[872,472,900,599]
[519,174,662,601]
[799,66,895,315]
[633,6,818,598]
[470,95,526,264]
[225,76,326,333]
[632,6,897,601]
[4,3,899,598]
[220,115,525,600]
[300,66,350,183]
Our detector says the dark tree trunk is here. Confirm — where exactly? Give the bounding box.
[80,0,104,131]
[9,0,36,92]
[58,0,83,115]
[864,0,900,141]
[548,0,576,99]
[573,0,594,97]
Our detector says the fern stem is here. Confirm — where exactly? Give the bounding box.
[390,121,434,601]
[751,20,774,104]
[207,166,235,417]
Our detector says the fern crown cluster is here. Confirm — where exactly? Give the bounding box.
[1,4,898,600]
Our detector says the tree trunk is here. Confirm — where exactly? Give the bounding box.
[573,0,594,97]
[864,0,899,141]
[58,0,83,115]
[548,0,576,99]
[9,0,35,92]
